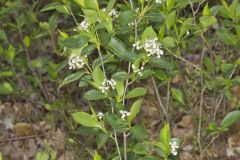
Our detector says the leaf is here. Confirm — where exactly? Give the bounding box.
[36,152,49,160]
[159,123,171,152]
[133,143,149,155]
[142,26,157,42]
[106,0,116,13]
[220,110,240,128]
[83,89,106,100]
[92,53,115,68]
[203,3,211,16]
[171,88,185,105]
[0,71,15,79]
[7,44,15,62]
[166,0,174,12]
[162,36,175,48]
[83,0,99,10]
[40,2,69,14]
[126,87,146,99]
[72,112,101,128]
[112,71,129,81]
[92,67,105,86]
[0,152,2,160]
[199,16,217,29]
[106,37,136,62]
[96,133,109,149]
[94,151,102,160]
[82,9,99,23]
[59,71,85,88]
[23,36,31,48]
[149,57,173,70]
[166,11,176,30]
[0,82,14,94]
[130,99,142,121]
[62,34,89,49]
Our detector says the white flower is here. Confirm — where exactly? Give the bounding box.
[134,38,164,58]
[132,64,144,76]
[119,110,131,120]
[108,8,118,19]
[68,53,85,70]
[99,79,116,93]
[145,0,162,3]
[79,19,90,31]
[186,30,190,35]
[128,22,135,27]
[170,140,179,156]
[107,79,117,89]
[97,112,104,120]
[156,0,162,4]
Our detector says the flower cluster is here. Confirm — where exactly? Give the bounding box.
[170,140,179,156]
[133,38,164,58]
[68,53,85,70]
[97,112,104,120]
[79,19,90,31]
[99,79,116,93]
[132,64,144,76]
[103,8,119,19]
[119,110,131,120]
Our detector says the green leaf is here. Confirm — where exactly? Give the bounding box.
[0,152,2,160]
[106,0,116,13]
[199,16,217,29]
[159,123,171,152]
[126,87,146,99]
[112,71,129,81]
[133,143,149,155]
[142,26,157,42]
[41,2,69,14]
[106,37,136,62]
[162,36,175,48]
[96,133,109,149]
[131,125,149,140]
[83,0,99,10]
[63,34,89,49]
[7,44,15,62]
[0,71,15,79]
[149,57,173,70]
[117,10,137,26]
[166,11,176,30]
[166,0,174,13]
[130,99,142,121]
[82,9,99,23]
[92,67,105,86]
[72,112,101,128]
[171,88,185,105]
[36,152,49,160]
[179,18,193,39]
[221,111,240,128]
[59,71,85,88]
[83,89,106,100]
[203,3,211,16]
[217,28,235,46]
[94,151,102,160]
[0,82,14,95]
[92,53,115,68]
[23,36,31,48]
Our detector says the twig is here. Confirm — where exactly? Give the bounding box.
[198,33,205,160]
[151,76,168,121]
[0,134,45,143]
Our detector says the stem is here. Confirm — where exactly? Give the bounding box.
[198,33,205,160]
[151,76,167,121]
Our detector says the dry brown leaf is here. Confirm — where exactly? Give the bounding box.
[14,122,34,136]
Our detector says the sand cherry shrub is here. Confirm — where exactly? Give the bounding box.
[40,0,240,159]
